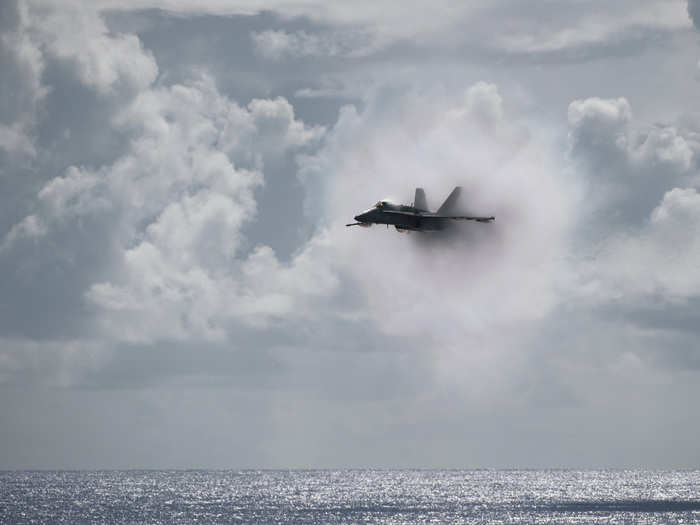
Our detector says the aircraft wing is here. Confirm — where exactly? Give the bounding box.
[434,215,495,222]
[383,210,494,222]
[382,210,419,216]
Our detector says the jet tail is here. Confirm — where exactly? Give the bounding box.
[414,188,428,211]
[437,186,461,214]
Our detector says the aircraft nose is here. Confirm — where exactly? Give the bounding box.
[354,209,375,224]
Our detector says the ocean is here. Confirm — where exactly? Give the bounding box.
[1,469,699,524]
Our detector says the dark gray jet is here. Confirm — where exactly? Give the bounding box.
[347,187,494,232]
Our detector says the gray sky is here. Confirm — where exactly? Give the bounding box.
[1,0,700,469]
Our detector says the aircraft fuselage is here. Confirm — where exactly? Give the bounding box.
[353,202,444,231]
[346,187,494,232]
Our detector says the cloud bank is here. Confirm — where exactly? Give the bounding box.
[1,0,700,469]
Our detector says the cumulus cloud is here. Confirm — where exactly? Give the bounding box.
[9,78,323,234]
[568,97,633,161]
[1,0,333,378]
[567,96,700,230]
[244,97,325,155]
[3,73,333,344]
[564,95,700,364]
[582,187,700,301]
[85,215,338,344]
[569,97,697,174]
[28,3,158,95]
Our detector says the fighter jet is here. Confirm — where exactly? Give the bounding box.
[346,186,494,232]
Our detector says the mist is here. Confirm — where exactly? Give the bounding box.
[296,81,581,396]
[315,83,575,332]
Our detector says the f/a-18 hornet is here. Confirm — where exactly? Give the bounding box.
[347,186,494,232]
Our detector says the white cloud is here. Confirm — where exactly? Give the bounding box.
[583,187,700,300]
[81,0,692,60]
[28,2,158,95]
[634,126,695,172]
[1,1,331,350]
[10,77,322,231]
[2,72,334,344]
[492,1,690,55]
[568,97,632,146]
[246,97,325,153]
[88,0,478,44]
[569,96,698,176]
[86,226,339,343]
[566,96,700,317]
[251,29,377,59]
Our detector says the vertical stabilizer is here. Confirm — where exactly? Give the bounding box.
[414,188,428,211]
[437,186,462,214]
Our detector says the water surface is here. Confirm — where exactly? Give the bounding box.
[2,469,699,523]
